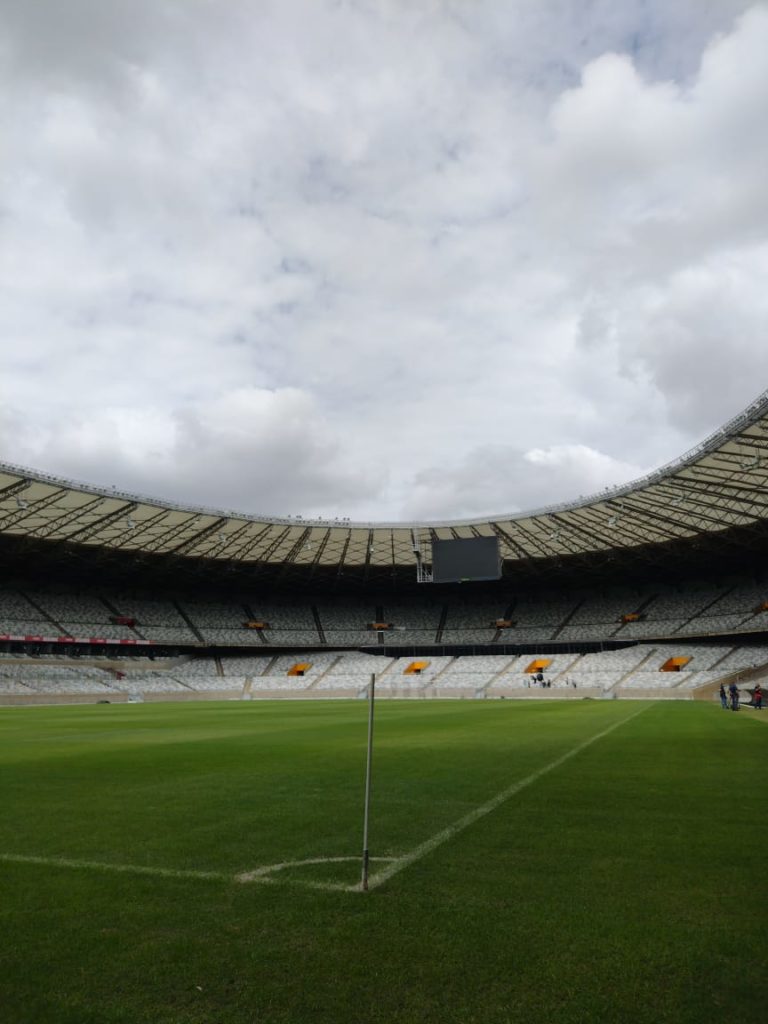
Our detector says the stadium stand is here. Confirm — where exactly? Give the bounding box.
[440,601,507,645]
[436,654,516,689]
[2,640,767,703]
[179,600,264,646]
[0,661,116,694]
[4,578,768,651]
[26,592,137,640]
[380,602,442,646]
[618,588,720,640]
[247,603,320,646]
[556,590,646,642]
[0,590,51,635]
[506,595,581,643]
[677,581,768,636]
[110,596,198,643]
[3,387,768,708]
[318,603,378,647]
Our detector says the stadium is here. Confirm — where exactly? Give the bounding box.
[2,388,767,1023]
[2,387,768,704]
[3,3,767,1020]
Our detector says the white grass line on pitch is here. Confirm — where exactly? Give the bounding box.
[236,856,396,892]
[0,853,230,882]
[0,852,395,894]
[1,706,651,895]
[364,703,652,892]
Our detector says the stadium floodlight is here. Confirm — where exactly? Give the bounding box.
[15,497,28,509]
[361,673,376,892]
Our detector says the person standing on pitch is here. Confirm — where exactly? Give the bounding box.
[719,683,728,709]
[729,681,740,711]
[753,683,763,710]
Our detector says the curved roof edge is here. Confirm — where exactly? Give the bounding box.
[2,386,768,574]
[2,385,768,530]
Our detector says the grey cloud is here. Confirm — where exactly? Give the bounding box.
[404,443,647,521]
[2,387,382,517]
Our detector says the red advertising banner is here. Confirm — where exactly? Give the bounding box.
[0,634,154,646]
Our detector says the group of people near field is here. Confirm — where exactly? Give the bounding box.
[719,681,762,710]
[525,672,576,688]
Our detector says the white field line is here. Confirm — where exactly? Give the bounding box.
[364,703,652,892]
[1,705,652,894]
[236,856,396,892]
[0,852,393,893]
[0,853,229,882]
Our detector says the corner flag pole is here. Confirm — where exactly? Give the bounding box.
[361,672,376,892]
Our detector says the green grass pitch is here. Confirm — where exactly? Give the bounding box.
[0,698,765,1024]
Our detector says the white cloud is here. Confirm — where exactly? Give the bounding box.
[4,387,379,516]
[0,1,766,521]
[404,443,646,521]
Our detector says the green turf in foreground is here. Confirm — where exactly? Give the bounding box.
[0,699,765,1023]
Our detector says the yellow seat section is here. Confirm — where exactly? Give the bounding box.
[404,660,430,675]
[287,662,312,676]
[660,656,691,672]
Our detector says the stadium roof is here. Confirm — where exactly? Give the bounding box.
[2,388,768,585]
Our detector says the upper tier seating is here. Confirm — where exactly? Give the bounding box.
[0,590,51,635]
[2,576,768,652]
[677,581,768,636]
[177,600,264,646]
[318,603,378,647]
[556,589,647,642]
[246,603,320,646]
[618,588,724,640]
[108,596,198,643]
[506,595,581,642]
[440,601,508,645]
[380,603,442,645]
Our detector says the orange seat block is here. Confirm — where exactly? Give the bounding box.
[404,660,430,675]
[660,656,691,672]
[287,662,312,676]
[525,658,552,674]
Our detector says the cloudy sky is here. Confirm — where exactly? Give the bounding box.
[2,0,767,522]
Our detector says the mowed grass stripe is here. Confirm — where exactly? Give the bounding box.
[367,702,650,889]
[0,700,647,879]
[0,701,766,1024]
[0,701,649,892]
